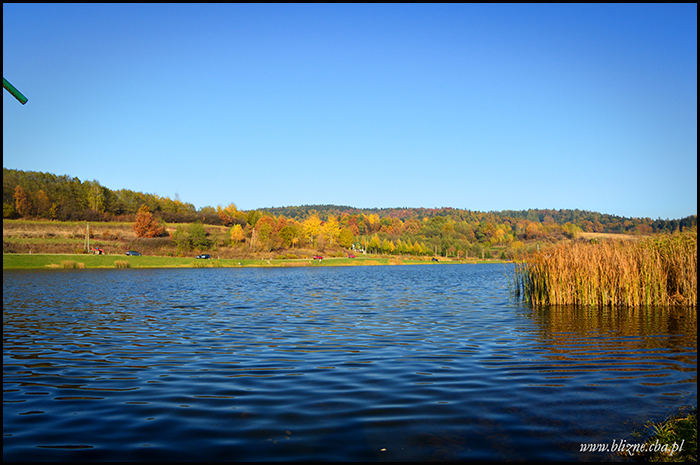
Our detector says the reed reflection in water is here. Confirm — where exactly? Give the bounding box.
[3,265,696,461]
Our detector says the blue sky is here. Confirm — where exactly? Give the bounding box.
[3,4,697,219]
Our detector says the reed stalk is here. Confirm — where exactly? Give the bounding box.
[513,231,697,307]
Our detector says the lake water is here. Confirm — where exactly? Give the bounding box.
[3,264,696,461]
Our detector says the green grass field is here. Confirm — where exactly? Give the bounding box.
[3,253,499,270]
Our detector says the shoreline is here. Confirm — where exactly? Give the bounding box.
[3,253,510,270]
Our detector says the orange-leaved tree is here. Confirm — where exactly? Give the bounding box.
[14,185,33,217]
[133,205,166,238]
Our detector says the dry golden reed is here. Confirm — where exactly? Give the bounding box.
[59,261,85,269]
[513,231,697,307]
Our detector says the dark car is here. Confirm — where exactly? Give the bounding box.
[125,251,141,256]
[196,254,211,259]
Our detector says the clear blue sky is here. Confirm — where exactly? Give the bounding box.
[3,4,697,219]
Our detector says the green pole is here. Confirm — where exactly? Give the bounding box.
[3,78,28,105]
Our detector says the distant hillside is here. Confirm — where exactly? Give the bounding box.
[4,167,697,259]
[4,167,696,233]
[257,204,696,234]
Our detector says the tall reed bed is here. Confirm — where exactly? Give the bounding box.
[513,231,697,307]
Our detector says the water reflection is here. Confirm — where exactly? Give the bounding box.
[3,265,696,461]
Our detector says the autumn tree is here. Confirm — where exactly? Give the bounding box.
[368,234,381,253]
[279,224,301,248]
[381,239,395,254]
[493,228,506,245]
[230,224,245,244]
[366,213,381,232]
[14,185,33,217]
[133,205,166,238]
[217,202,238,226]
[403,218,422,235]
[35,190,52,219]
[412,241,424,255]
[321,217,341,246]
[562,222,582,239]
[254,216,278,251]
[338,227,354,249]
[525,222,540,240]
[303,215,322,247]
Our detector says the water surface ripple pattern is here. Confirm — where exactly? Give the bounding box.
[3,264,696,461]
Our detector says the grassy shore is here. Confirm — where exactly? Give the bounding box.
[512,230,697,307]
[620,406,697,462]
[2,252,506,270]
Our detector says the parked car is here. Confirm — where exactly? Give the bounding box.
[313,255,323,260]
[125,251,141,256]
[196,254,211,259]
[347,254,356,258]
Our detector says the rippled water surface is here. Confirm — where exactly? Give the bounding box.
[3,264,697,461]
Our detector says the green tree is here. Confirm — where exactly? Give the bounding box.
[85,180,106,212]
[246,210,263,228]
[187,222,210,250]
[562,222,582,239]
[172,225,191,255]
[3,202,17,219]
[279,224,300,248]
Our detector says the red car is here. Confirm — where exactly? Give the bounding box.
[347,254,356,258]
[313,255,323,260]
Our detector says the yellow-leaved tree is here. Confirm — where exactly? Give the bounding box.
[230,224,245,244]
[321,217,340,245]
[303,215,322,247]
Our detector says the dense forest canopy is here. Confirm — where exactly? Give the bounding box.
[4,168,697,257]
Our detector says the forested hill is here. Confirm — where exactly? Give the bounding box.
[256,205,696,235]
[3,168,697,236]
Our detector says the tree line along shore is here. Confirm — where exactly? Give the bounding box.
[4,169,697,262]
